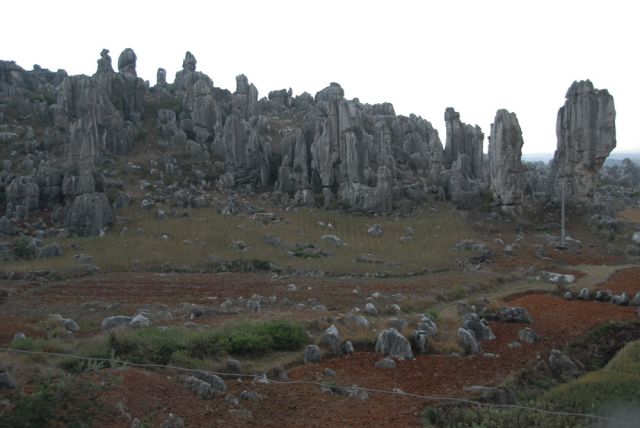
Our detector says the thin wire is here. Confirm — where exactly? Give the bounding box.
[0,346,636,426]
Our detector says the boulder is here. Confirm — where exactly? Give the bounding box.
[374,357,397,369]
[128,314,151,328]
[65,192,114,236]
[365,303,378,316]
[101,315,132,330]
[374,328,414,360]
[367,224,383,237]
[320,324,342,355]
[62,318,80,332]
[549,349,582,379]
[37,243,63,259]
[518,327,539,344]
[341,341,354,354]
[457,327,481,355]
[0,372,16,390]
[462,313,496,341]
[577,288,590,300]
[193,372,227,395]
[303,344,321,364]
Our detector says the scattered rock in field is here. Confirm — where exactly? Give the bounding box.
[577,288,590,300]
[355,253,384,264]
[232,240,248,251]
[12,332,26,341]
[246,299,261,314]
[346,385,369,400]
[412,330,429,354]
[595,290,612,302]
[37,242,63,258]
[543,271,576,285]
[303,345,321,364]
[612,292,630,306]
[399,235,413,243]
[141,199,154,210]
[507,341,522,349]
[462,313,496,341]
[630,292,640,306]
[320,234,347,247]
[405,226,416,236]
[321,324,342,355]
[518,327,539,344]
[0,372,16,390]
[323,368,336,377]
[128,314,151,328]
[239,390,263,402]
[295,303,306,310]
[365,302,378,316]
[387,304,401,316]
[341,341,354,354]
[463,386,515,405]
[632,231,640,244]
[160,414,184,428]
[417,314,438,336]
[62,318,80,332]
[387,318,408,331]
[454,240,495,264]
[375,357,397,369]
[101,315,132,330]
[549,349,582,380]
[344,314,370,329]
[367,224,383,237]
[311,304,327,312]
[563,291,573,300]
[227,359,242,373]
[185,376,214,399]
[286,283,297,292]
[375,328,414,360]
[489,306,533,323]
[457,327,481,355]
[194,372,227,395]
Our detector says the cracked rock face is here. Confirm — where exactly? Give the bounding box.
[550,80,616,202]
[489,109,524,212]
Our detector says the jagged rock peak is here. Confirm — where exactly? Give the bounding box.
[235,74,249,94]
[96,49,114,74]
[156,68,167,86]
[315,82,344,103]
[182,51,197,72]
[443,107,484,180]
[550,80,616,201]
[117,48,137,77]
[489,109,524,212]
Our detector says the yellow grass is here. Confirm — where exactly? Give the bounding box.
[6,202,476,277]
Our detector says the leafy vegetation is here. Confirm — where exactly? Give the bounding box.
[109,320,308,365]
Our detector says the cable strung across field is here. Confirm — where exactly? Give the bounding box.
[0,346,636,426]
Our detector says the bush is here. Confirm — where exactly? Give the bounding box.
[110,320,308,364]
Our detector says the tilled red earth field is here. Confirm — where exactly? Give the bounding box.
[1,267,637,427]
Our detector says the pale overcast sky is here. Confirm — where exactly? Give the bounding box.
[1,0,638,155]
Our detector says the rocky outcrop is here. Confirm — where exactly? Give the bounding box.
[488,109,524,212]
[65,192,113,236]
[549,80,616,202]
[444,108,483,180]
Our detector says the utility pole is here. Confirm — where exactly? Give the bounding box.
[560,179,566,248]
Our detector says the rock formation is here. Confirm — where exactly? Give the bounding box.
[550,80,616,202]
[488,109,524,212]
[444,107,484,180]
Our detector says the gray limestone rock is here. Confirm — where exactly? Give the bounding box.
[0,372,16,390]
[374,328,414,360]
[320,324,342,355]
[549,349,582,380]
[444,107,483,180]
[462,313,496,341]
[101,315,132,330]
[303,344,321,364]
[457,327,481,355]
[375,356,397,369]
[65,192,114,236]
[488,109,524,212]
[549,80,616,202]
[518,327,539,344]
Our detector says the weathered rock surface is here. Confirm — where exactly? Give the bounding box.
[374,328,414,360]
[488,109,524,212]
[550,80,616,202]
